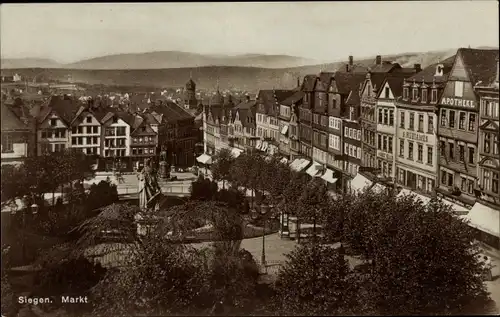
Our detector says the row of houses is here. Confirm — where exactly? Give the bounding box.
[200,48,500,250]
[1,94,198,170]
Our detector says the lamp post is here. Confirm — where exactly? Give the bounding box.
[251,201,271,273]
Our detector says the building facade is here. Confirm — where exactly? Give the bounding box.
[279,90,303,160]
[1,103,32,165]
[436,48,498,209]
[395,58,454,195]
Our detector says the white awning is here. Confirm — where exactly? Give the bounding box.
[281,125,289,135]
[440,197,470,215]
[231,148,243,158]
[256,140,262,150]
[268,145,277,155]
[321,169,338,184]
[289,158,310,172]
[261,141,269,152]
[350,173,373,192]
[306,161,323,177]
[461,202,499,238]
[280,157,289,164]
[397,188,432,205]
[196,154,212,164]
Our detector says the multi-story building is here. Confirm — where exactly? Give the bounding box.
[279,88,303,161]
[101,111,133,170]
[150,101,196,167]
[298,75,316,161]
[231,96,258,154]
[130,112,159,170]
[465,54,499,251]
[395,57,454,196]
[475,57,500,206]
[70,104,107,156]
[35,95,78,155]
[436,48,499,211]
[1,102,33,165]
[255,89,294,156]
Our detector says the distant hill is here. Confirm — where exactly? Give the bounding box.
[1,48,495,92]
[1,58,62,69]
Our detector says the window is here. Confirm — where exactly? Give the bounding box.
[403,87,409,99]
[493,172,499,193]
[378,109,383,124]
[454,81,464,97]
[441,170,447,185]
[412,88,418,101]
[427,146,433,165]
[468,146,475,164]
[461,177,467,192]
[71,126,77,134]
[86,137,92,145]
[399,139,404,157]
[86,116,92,123]
[93,126,98,134]
[77,126,83,134]
[494,135,498,155]
[409,113,415,130]
[449,142,454,160]
[313,114,319,124]
[431,89,438,103]
[449,110,455,128]
[467,179,474,195]
[384,87,390,99]
[421,89,428,103]
[1,134,13,152]
[378,135,382,150]
[441,109,447,127]
[417,144,423,162]
[50,119,56,126]
[428,116,434,133]
[418,114,424,132]
[468,113,475,131]
[408,142,414,160]
[459,144,465,162]
[388,136,393,153]
[400,111,405,128]
[383,109,388,125]
[440,140,446,156]
[457,112,466,130]
[484,133,491,153]
[383,136,388,152]
[344,127,347,137]
[389,110,394,126]
[447,172,453,187]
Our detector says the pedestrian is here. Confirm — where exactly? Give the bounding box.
[483,256,493,281]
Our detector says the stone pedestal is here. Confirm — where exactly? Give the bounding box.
[159,161,169,179]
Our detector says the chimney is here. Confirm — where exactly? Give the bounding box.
[376,55,382,65]
[245,95,250,102]
[346,64,350,72]
[349,55,353,66]
[414,64,422,73]
[297,77,301,88]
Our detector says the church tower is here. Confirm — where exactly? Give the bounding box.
[184,73,198,109]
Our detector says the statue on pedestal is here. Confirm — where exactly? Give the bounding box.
[137,158,162,211]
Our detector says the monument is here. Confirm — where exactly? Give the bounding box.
[159,146,170,179]
[136,158,164,236]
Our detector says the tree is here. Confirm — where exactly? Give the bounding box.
[210,148,236,189]
[190,175,218,201]
[296,177,331,243]
[87,179,119,211]
[279,171,310,243]
[321,190,491,315]
[275,244,357,316]
[260,156,293,208]
[229,152,267,207]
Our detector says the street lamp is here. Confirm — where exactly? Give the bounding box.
[251,201,270,273]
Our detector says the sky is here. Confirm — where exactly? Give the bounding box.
[1,2,498,64]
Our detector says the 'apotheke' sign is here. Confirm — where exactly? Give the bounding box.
[440,97,476,108]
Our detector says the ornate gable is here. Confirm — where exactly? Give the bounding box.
[448,52,470,81]
[479,156,499,168]
[480,119,499,131]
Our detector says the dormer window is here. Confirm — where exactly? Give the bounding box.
[431,89,438,103]
[412,88,418,101]
[384,87,390,99]
[112,116,118,123]
[403,87,409,100]
[421,89,428,103]
[86,116,92,123]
